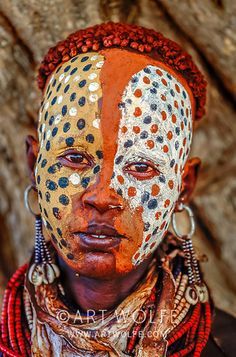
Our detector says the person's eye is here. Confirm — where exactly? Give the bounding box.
[123,162,160,180]
[58,150,94,170]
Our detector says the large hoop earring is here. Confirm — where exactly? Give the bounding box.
[24,185,60,286]
[171,203,209,305]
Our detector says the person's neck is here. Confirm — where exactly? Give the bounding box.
[58,256,153,312]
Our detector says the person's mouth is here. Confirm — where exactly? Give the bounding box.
[72,224,127,251]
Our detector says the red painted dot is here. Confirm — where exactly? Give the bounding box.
[163,145,169,153]
[155,211,161,220]
[151,124,158,133]
[186,108,189,117]
[152,184,160,196]
[164,199,170,208]
[150,242,156,249]
[174,100,179,109]
[181,100,184,107]
[128,186,137,197]
[181,121,184,130]
[172,114,177,123]
[143,76,150,84]
[179,148,183,159]
[175,164,178,174]
[117,175,124,184]
[156,69,163,76]
[161,111,167,120]
[168,180,174,189]
[183,137,187,146]
[134,107,142,117]
[161,78,167,86]
[145,234,152,242]
[147,140,154,149]
[121,126,128,133]
[134,89,142,97]
[161,94,166,101]
[167,131,173,140]
[133,125,141,134]
[136,206,144,214]
[175,84,180,93]
[160,221,166,230]
[134,252,140,260]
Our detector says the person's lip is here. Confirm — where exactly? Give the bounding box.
[72,224,127,251]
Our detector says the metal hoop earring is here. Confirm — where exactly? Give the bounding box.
[171,203,209,305]
[24,185,60,286]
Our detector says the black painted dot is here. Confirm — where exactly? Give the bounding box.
[47,90,52,99]
[86,134,94,143]
[111,172,115,179]
[150,88,157,94]
[52,127,58,137]
[67,253,74,260]
[58,177,69,188]
[126,98,132,104]
[81,56,89,62]
[140,131,148,139]
[170,159,175,168]
[93,165,100,174]
[44,111,48,120]
[131,76,138,83]
[175,127,180,135]
[46,221,53,231]
[175,141,179,150]
[77,118,85,130]
[59,194,69,206]
[83,64,92,71]
[38,191,42,199]
[43,132,46,141]
[56,83,62,92]
[53,207,61,220]
[79,79,86,88]
[117,188,123,196]
[118,102,125,109]
[64,65,71,72]
[152,81,159,88]
[181,109,184,116]
[62,105,67,116]
[46,85,50,95]
[46,141,51,151]
[167,104,172,113]
[51,96,57,105]
[57,227,62,237]
[170,89,175,97]
[65,137,75,146]
[124,140,133,148]
[184,118,187,126]
[45,191,51,202]
[78,96,86,107]
[64,84,70,93]
[70,92,76,102]
[37,154,42,163]
[159,175,166,183]
[71,56,78,63]
[43,208,48,218]
[56,65,62,73]
[63,122,71,133]
[141,191,150,204]
[70,67,77,75]
[37,175,41,184]
[150,103,157,111]
[81,177,90,188]
[61,239,67,247]
[39,124,43,133]
[148,199,158,209]
[144,67,151,74]
[153,226,159,235]
[163,210,168,219]
[52,79,57,87]
[167,73,172,80]
[183,90,187,99]
[144,222,150,232]
[49,115,54,126]
[115,155,124,165]
[96,150,103,159]
[51,234,57,244]
[143,115,152,124]
[156,136,163,143]
[41,159,47,168]
[46,180,58,191]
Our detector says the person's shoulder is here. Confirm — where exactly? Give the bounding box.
[202,307,236,357]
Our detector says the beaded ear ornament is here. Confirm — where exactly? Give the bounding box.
[171,203,209,305]
[24,185,60,286]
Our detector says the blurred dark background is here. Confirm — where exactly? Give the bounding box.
[0,0,235,314]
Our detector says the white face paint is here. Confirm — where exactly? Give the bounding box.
[110,65,192,265]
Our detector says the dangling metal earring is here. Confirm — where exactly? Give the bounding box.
[24,185,60,286]
[171,203,209,305]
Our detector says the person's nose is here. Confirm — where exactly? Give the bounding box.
[81,182,123,214]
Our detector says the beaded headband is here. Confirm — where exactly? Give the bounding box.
[38,22,207,120]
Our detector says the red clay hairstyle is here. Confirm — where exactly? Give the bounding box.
[38,22,207,120]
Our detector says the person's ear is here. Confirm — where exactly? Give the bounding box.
[25,135,39,186]
[178,157,201,205]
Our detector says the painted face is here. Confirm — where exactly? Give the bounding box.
[36,49,193,277]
